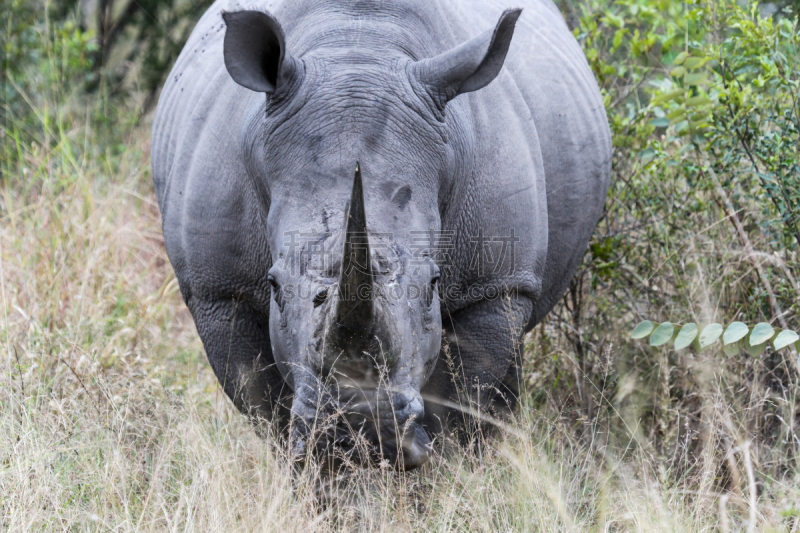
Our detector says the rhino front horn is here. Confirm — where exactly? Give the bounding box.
[335,163,373,329]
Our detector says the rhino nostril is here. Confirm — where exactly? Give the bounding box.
[313,287,328,307]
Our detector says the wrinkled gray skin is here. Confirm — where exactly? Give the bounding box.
[151,0,610,469]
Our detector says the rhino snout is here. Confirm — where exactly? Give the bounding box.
[290,383,432,469]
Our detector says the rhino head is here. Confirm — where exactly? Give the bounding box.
[221,8,521,469]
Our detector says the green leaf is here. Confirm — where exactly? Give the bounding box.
[773,330,799,351]
[632,321,655,339]
[652,89,685,105]
[649,117,671,127]
[723,342,740,356]
[723,322,749,345]
[650,322,674,346]
[672,66,687,78]
[674,51,689,65]
[747,343,767,357]
[749,322,775,346]
[667,109,687,121]
[686,95,712,106]
[674,323,698,350]
[699,323,723,348]
[689,118,710,129]
[684,72,708,85]
[612,29,627,50]
[639,148,657,160]
[684,57,707,69]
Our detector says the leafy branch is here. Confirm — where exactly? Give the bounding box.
[631,319,799,356]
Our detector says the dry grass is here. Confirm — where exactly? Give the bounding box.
[1,91,799,533]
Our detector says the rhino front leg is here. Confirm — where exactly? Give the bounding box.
[188,296,290,426]
[422,293,533,438]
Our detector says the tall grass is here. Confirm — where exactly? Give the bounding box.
[1,89,796,533]
[2,2,800,531]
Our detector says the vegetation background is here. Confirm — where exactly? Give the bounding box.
[1,0,799,530]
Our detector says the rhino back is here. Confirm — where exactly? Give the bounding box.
[427,0,610,323]
[467,0,612,326]
[151,0,275,305]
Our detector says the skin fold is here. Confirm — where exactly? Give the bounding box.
[151,0,611,469]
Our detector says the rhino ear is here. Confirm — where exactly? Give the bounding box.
[413,8,521,105]
[222,10,297,93]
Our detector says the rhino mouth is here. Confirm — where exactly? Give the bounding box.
[289,386,433,470]
[331,417,432,469]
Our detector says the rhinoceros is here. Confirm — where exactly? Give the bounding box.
[151,0,610,469]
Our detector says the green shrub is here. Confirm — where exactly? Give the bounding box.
[533,0,799,496]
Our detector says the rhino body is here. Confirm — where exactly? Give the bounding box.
[152,0,610,468]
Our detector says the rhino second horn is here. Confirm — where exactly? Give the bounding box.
[335,163,373,329]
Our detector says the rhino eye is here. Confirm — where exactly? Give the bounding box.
[426,266,441,308]
[313,287,328,308]
[268,275,283,309]
[431,266,441,287]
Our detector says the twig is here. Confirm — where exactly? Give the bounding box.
[719,59,800,249]
[743,441,758,533]
[57,354,102,416]
[419,393,525,440]
[1,223,13,391]
[707,164,799,380]
[720,494,731,533]
[706,166,789,330]
[13,345,25,398]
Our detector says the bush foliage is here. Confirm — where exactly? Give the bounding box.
[534,0,799,513]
